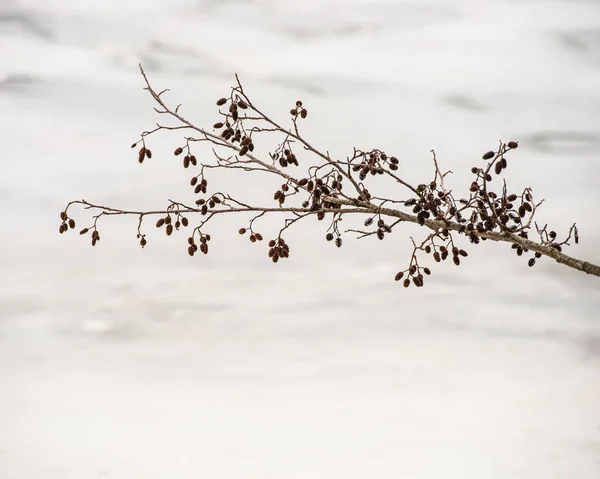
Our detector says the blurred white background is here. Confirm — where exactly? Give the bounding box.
[1,0,599,478]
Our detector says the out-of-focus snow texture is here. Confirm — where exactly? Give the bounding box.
[1,0,599,477]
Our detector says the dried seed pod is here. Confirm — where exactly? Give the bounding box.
[433,252,441,262]
[335,237,342,248]
[507,141,518,149]
[268,239,276,247]
[528,258,535,267]
[166,224,173,236]
[459,249,468,257]
[200,243,208,254]
[501,158,507,169]
[213,122,224,129]
[140,237,147,247]
[201,205,208,215]
[317,211,325,221]
[482,151,495,160]
[183,156,190,168]
[535,252,542,258]
[255,233,263,241]
[507,194,518,202]
[156,218,165,228]
[237,100,248,109]
[68,219,76,229]
[495,161,503,175]
[239,228,246,235]
[300,109,307,119]
[79,228,89,235]
[394,271,404,281]
[189,155,197,166]
[145,149,152,159]
[403,278,410,288]
[523,202,532,212]
[250,234,256,243]
[174,147,183,156]
[376,229,385,240]
[138,147,146,163]
[182,217,189,227]
[423,267,431,275]
[188,246,195,256]
[453,256,460,266]
[216,98,227,106]
[364,217,374,227]
[326,233,334,241]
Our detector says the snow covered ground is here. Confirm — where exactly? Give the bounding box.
[1,0,599,477]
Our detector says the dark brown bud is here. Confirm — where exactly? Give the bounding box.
[189,155,197,166]
[459,249,468,257]
[528,258,535,267]
[156,218,165,228]
[190,177,198,186]
[183,156,190,168]
[239,228,246,235]
[290,109,297,116]
[453,256,460,266]
[482,151,495,160]
[166,224,173,236]
[174,147,183,156]
[239,146,248,156]
[394,271,404,281]
[68,219,76,229]
[507,194,518,202]
[507,141,518,149]
[335,237,342,248]
[250,234,256,243]
[216,98,227,106]
[188,246,195,256]
[140,237,147,247]
[423,267,431,275]
[237,100,248,109]
[300,109,307,119]
[268,239,276,247]
[326,233,334,241]
[298,178,308,186]
[79,228,89,235]
[296,100,303,107]
[213,122,224,129]
[403,278,410,288]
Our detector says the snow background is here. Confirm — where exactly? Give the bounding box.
[1,0,600,477]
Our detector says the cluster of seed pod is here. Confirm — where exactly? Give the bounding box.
[351,149,399,180]
[58,211,76,234]
[190,176,208,195]
[173,147,198,168]
[394,264,431,288]
[298,176,343,211]
[155,214,189,236]
[73,222,101,246]
[187,233,211,256]
[272,147,298,168]
[216,95,248,122]
[194,194,221,215]
[290,100,307,119]
[238,227,264,243]
[131,143,152,163]
[273,183,291,205]
[267,237,290,263]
